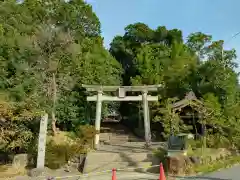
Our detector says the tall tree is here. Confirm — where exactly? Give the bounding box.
[110,23,240,144]
[0,0,122,135]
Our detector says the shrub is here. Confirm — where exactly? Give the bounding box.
[206,134,231,149]
[45,140,83,169]
[0,123,34,154]
[153,148,168,169]
[74,125,96,148]
[187,138,202,150]
[44,125,96,169]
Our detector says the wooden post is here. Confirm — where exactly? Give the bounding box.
[142,90,151,147]
[37,113,48,169]
[94,90,102,150]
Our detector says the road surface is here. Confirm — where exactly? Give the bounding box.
[82,164,240,180]
[13,164,240,180]
[178,164,240,180]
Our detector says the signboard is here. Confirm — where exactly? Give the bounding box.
[118,87,125,98]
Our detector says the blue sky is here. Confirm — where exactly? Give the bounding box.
[85,0,240,70]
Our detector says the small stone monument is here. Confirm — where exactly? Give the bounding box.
[12,154,28,168]
[37,113,48,169]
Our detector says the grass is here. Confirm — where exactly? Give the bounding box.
[187,147,220,157]
[153,146,240,176]
[0,131,79,178]
[186,143,237,174]
[0,164,26,179]
[193,154,240,174]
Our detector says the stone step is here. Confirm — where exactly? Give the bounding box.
[110,136,129,140]
[115,129,127,134]
[99,128,144,145]
[86,152,154,162]
[100,135,111,140]
[83,161,155,173]
[100,135,129,141]
[101,138,144,145]
[110,134,129,137]
[100,133,129,137]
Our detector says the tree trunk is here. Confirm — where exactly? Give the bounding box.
[51,73,57,136]
[52,111,57,136]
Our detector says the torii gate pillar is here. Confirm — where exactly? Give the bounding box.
[142,90,151,147]
[95,90,102,150]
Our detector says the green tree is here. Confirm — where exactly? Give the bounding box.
[0,0,122,138]
[110,23,240,146]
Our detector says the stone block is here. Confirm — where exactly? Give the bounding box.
[189,156,201,165]
[12,154,28,168]
[29,167,52,177]
[167,155,192,175]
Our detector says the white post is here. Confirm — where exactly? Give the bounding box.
[95,90,102,149]
[37,113,48,169]
[142,91,151,147]
[147,102,151,142]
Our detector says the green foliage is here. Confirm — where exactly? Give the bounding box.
[0,98,39,154]
[0,0,122,130]
[1,0,240,158]
[0,123,34,154]
[45,140,83,169]
[0,0,122,155]
[153,147,167,159]
[153,98,192,139]
[110,22,240,149]
[153,148,168,169]
[206,134,231,149]
[74,125,96,147]
[45,125,96,169]
[153,98,177,138]
[193,155,240,174]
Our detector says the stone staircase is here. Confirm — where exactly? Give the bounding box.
[83,141,165,174]
[99,123,143,145]
[83,122,165,174]
[100,132,142,144]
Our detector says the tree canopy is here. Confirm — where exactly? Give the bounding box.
[1,0,240,154]
[0,0,122,152]
[110,22,240,147]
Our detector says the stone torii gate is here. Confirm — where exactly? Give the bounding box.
[82,84,161,149]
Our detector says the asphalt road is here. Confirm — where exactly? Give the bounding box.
[13,164,240,180]
[14,172,159,180]
[178,164,240,180]
[55,164,240,180]
[82,165,240,180]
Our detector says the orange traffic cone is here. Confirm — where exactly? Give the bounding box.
[159,163,166,180]
[112,168,117,180]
